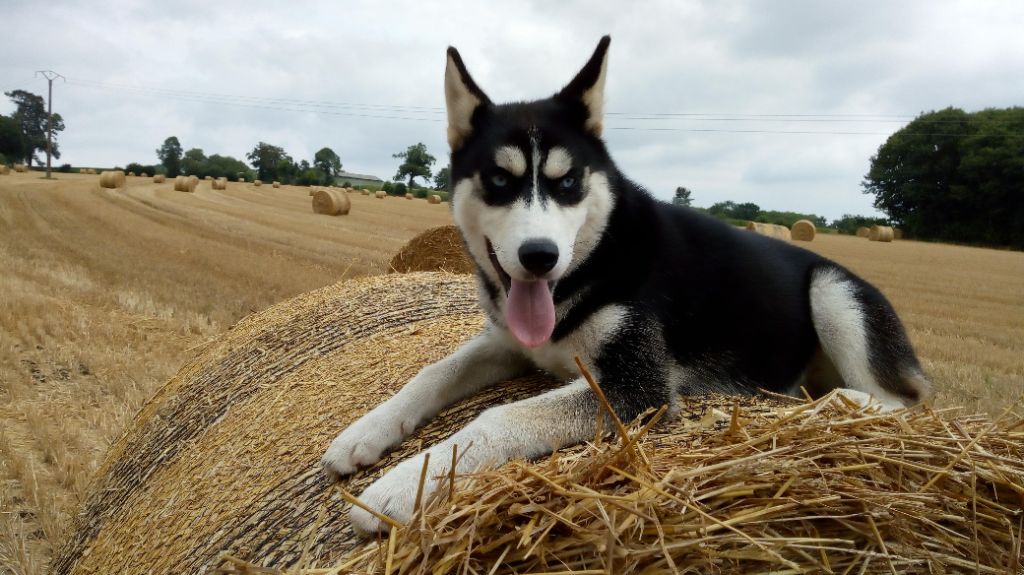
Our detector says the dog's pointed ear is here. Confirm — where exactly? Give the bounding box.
[556,36,611,137]
[445,47,491,151]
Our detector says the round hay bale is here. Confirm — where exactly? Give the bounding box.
[272,181,281,188]
[790,219,816,242]
[14,163,27,173]
[405,193,414,200]
[52,272,1024,574]
[893,228,904,240]
[127,171,136,177]
[389,225,473,274]
[237,177,246,183]
[361,189,370,196]
[0,165,9,175]
[153,174,166,183]
[88,168,97,175]
[374,190,387,199]
[745,221,791,241]
[254,180,262,187]
[312,188,351,216]
[99,170,126,189]
[428,194,442,204]
[77,168,87,174]
[139,172,149,178]
[173,176,197,193]
[869,225,894,242]
[212,178,227,190]
[204,175,212,181]
[855,226,870,238]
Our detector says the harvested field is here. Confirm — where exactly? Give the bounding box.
[0,169,1022,573]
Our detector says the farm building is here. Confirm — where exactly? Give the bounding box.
[333,170,384,188]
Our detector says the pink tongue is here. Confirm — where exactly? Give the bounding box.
[505,279,555,348]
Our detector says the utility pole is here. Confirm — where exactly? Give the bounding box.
[35,70,65,179]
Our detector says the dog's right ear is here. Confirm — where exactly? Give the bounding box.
[445,47,491,151]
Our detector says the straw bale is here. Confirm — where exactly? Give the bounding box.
[14,163,27,172]
[53,272,1024,575]
[428,194,442,204]
[389,225,472,274]
[128,171,136,177]
[870,225,894,242]
[88,168,97,174]
[204,175,213,181]
[405,193,413,199]
[254,179,262,187]
[173,176,197,193]
[140,172,149,178]
[0,165,9,175]
[856,226,870,237]
[153,174,166,183]
[312,188,351,216]
[238,177,246,183]
[375,190,387,199]
[361,189,370,195]
[99,170,126,189]
[273,181,281,188]
[212,178,227,190]
[745,221,791,240]
[791,219,816,241]
[77,168,87,174]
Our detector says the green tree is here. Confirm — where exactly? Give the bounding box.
[0,115,27,163]
[205,154,254,180]
[313,147,342,182]
[182,148,207,177]
[393,142,436,189]
[864,107,1024,247]
[156,136,183,177]
[246,142,294,182]
[831,214,889,235]
[433,165,451,191]
[672,186,692,207]
[5,90,64,166]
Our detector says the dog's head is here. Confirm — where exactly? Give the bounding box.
[445,36,617,348]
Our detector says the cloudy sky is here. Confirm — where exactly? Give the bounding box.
[3,0,1022,219]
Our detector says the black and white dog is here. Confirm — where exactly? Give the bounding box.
[322,36,930,535]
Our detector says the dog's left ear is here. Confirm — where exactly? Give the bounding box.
[445,46,491,151]
[556,35,611,137]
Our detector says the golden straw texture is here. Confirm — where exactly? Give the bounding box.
[99,170,126,189]
[870,225,895,242]
[312,188,351,216]
[389,225,472,274]
[791,219,816,241]
[745,221,792,241]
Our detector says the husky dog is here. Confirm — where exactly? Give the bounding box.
[322,36,930,535]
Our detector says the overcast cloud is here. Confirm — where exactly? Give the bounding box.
[2,0,1022,219]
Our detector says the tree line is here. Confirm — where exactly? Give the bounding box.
[0,90,65,168]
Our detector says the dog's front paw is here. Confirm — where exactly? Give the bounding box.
[321,401,419,479]
[350,453,442,536]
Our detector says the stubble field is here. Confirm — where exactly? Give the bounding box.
[0,170,1022,573]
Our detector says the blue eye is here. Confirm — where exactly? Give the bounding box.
[559,176,576,189]
[491,174,508,187]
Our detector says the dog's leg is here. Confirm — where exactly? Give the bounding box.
[321,326,529,478]
[351,312,670,535]
[808,266,931,409]
[349,379,601,535]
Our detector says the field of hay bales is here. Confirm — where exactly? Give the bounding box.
[1,169,1022,573]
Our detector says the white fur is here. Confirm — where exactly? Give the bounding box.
[542,147,573,179]
[349,379,596,535]
[809,269,906,409]
[524,303,627,378]
[321,329,528,478]
[494,146,527,177]
[582,52,608,136]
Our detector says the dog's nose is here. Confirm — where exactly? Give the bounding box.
[518,239,559,276]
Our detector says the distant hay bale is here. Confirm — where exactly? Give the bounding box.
[0,165,9,175]
[791,219,816,242]
[375,190,387,199]
[153,174,166,183]
[361,189,370,196]
[405,193,413,199]
[745,221,791,241]
[855,226,870,237]
[14,164,27,173]
[272,181,281,188]
[173,176,197,193]
[389,225,472,274]
[99,170,126,189]
[204,175,212,181]
[428,194,442,204]
[311,188,351,216]
[212,178,227,190]
[869,225,894,242]
[52,272,1024,575]
[87,168,97,175]
[894,228,904,239]
[254,180,262,187]
[237,177,245,183]
[139,172,149,178]
[78,168,87,174]
[127,171,136,177]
